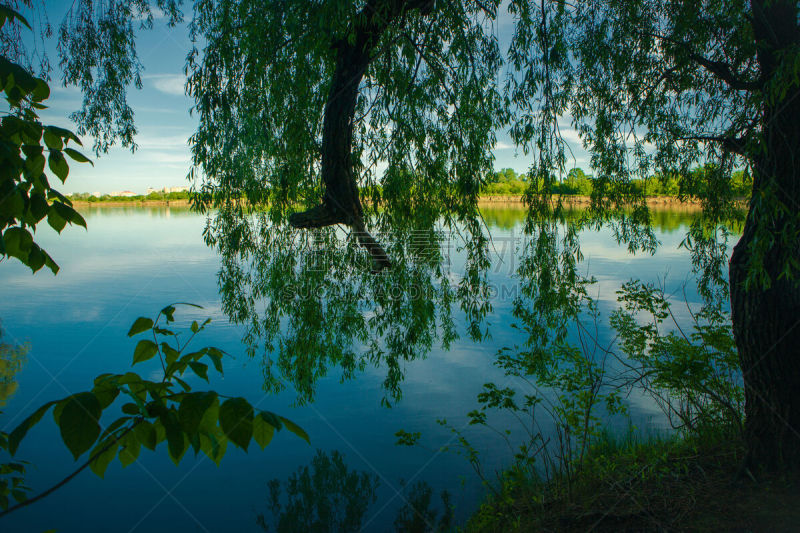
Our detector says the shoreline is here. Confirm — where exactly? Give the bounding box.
[71,195,717,210]
[71,199,193,207]
[476,194,715,210]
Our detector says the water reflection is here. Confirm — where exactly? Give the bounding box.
[258,450,455,533]
[0,323,27,407]
[257,449,379,533]
[0,204,744,531]
[394,481,454,533]
[213,208,493,405]
[211,201,741,406]
[76,205,195,219]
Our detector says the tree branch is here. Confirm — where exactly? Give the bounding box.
[640,30,761,91]
[688,53,761,91]
[677,134,748,156]
[0,421,141,519]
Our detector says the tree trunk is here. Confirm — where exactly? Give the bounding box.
[729,0,800,471]
[288,0,433,271]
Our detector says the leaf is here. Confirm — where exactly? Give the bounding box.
[134,420,157,451]
[127,317,154,337]
[258,411,283,431]
[177,392,217,435]
[161,342,180,365]
[46,205,67,233]
[3,227,33,260]
[47,150,69,181]
[58,392,102,460]
[89,438,119,478]
[206,350,224,375]
[26,244,45,272]
[63,147,92,165]
[161,305,176,322]
[51,201,86,229]
[188,361,208,381]
[43,129,63,150]
[44,125,81,146]
[42,249,59,274]
[132,340,158,364]
[23,151,46,178]
[92,379,120,409]
[29,193,49,222]
[162,411,186,465]
[279,416,310,444]
[0,6,31,30]
[252,413,275,450]
[121,403,140,415]
[118,434,141,467]
[199,428,228,466]
[219,398,254,451]
[173,376,192,392]
[32,78,49,101]
[7,400,57,455]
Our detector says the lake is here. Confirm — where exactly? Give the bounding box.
[0,205,731,532]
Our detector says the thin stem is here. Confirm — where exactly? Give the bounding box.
[0,420,141,519]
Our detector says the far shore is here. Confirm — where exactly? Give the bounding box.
[71,199,193,207]
[71,195,718,210]
[477,194,720,211]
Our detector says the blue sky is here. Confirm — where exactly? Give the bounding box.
[33,4,589,195]
[34,4,197,195]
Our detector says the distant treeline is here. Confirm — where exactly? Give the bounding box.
[69,165,751,203]
[68,191,192,202]
[484,165,752,197]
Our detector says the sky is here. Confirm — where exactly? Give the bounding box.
[29,3,590,195]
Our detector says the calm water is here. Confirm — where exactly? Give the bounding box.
[0,205,725,532]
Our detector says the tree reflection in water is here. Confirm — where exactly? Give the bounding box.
[257,449,454,533]
[0,322,27,408]
[214,207,493,405]
[256,449,378,532]
[213,202,729,406]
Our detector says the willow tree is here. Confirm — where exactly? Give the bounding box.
[506,0,799,471]
[17,0,799,468]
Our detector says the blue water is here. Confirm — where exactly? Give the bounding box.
[0,206,722,532]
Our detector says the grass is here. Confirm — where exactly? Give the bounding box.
[466,423,800,532]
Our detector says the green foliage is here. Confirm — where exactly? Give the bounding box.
[421,262,742,522]
[58,0,184,154]
[465,423,746,532]
[611,280,743,432]
[0,9,91,274]
[0,304,307,516]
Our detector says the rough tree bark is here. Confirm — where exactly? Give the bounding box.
[729,0,800,471]
[288,0,434,271]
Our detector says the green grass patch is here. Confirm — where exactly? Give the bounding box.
[467,423,799,532]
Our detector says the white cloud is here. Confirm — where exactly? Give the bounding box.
[558,128,583,145]
[135,133,191,149]
[145,74,186,96]
[146,151,192,164]
[494,141,514,150]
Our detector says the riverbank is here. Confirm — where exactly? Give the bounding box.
[70,195,711,210]
[477,194,712,210]
[70,199,192,207]
[466,427,800,532]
